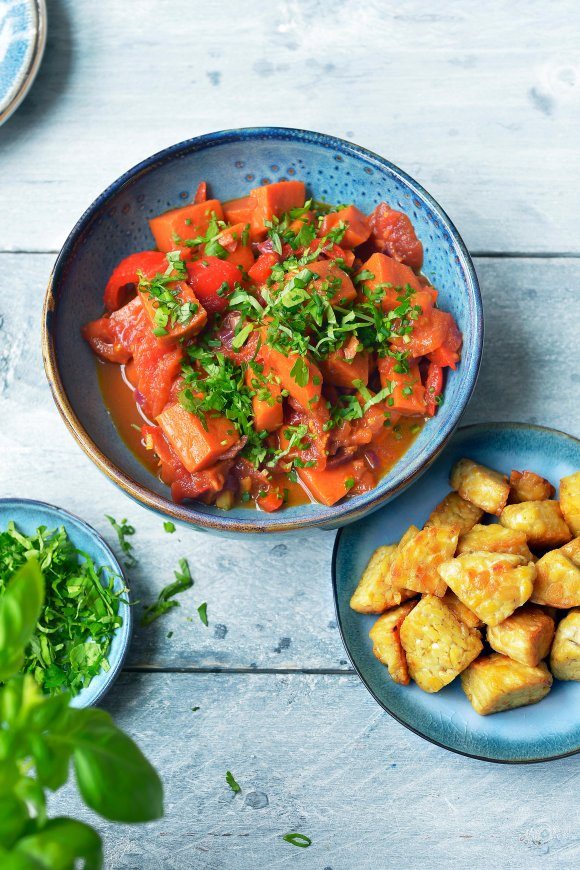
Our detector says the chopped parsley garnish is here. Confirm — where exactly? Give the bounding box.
[141,558,193,626]
[106,515,137,568]
[226,771,241,793]
[138,251,197,336]
[282,833,312,848]
[197,602,208,626]
[0,521,125,695]
[163,521,176,533]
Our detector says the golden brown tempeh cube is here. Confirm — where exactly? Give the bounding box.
[450,458,510,516]
[486,605,555,667]
[369,601,417,685]
[561,537,580,568]
[559,471,580,536]
[531,549,580,608]
[500,500,572,549]
[509,470,555,504]
[440,589,483,629]
[457,523,534,561]
[460,653,552,715]
[550,609,580,681]
[350,544,415,613]
[399,595,482,692]
[438,552,535,626]
[424,492,483,535]
[398,524,421,549]
[388,525,460,597]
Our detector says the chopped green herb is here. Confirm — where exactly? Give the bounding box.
[106,515,137,568]
[282,833,312,848]
[0,522,125,695]
[290,357,309,387]
[226,771,241,793]
[141,558,194,626]
[163,521,176,533]
[191,706,200,712]
[166,630,173,639]
[197,602,208,626]
[344,477,355,491]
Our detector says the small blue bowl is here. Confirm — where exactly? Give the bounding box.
[0,499,131,708]
[42,127,483,534]
[333,423,580,763]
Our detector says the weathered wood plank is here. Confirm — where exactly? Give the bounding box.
[1,0,580,253]
[1,253,578,670]
[51,671,580,869]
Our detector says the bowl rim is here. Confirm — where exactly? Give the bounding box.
[0,0,47,128]
[42,126,483,534]
[331,421,580,764]
[0,496,132,708]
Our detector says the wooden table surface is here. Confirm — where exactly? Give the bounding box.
[1,1,579,867]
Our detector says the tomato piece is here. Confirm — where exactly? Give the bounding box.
[149,200,224,253]
[82,317,131,364]
[370,203,424,272]
[320,205,371,249]
[138,282,207,343]
[103,251,167,312]
[396,307,456,358]
[193,181,207,204]
[134,342,183,418]
[250,180,306,240]
[425,362,444,416]
[186,256,240,314]
[248,252,280,285]
[156,401,239,473]
[426,312,462,369]
[378,356,426,416]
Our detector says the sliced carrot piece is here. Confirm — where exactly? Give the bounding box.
[156,402,239,473]
[245,366,283,433]
[378,357,426,416]
[320,205,371,249]
[250,181,305,239]
[149,200,224,253]
[358,252,422,296]
[138,282,207,343]
[298,460,360,506]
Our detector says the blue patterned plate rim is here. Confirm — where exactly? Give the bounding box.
[43,126,483,533]
[0,497,131,707]
[0,0,47,127]
[332,422,580,764]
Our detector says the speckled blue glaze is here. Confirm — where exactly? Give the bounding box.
[0,499,131,708]
[0,0,45,126]
[44,127,483,534]
[333,423,580,763]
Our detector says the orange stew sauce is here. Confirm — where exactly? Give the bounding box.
[84,180,462,513]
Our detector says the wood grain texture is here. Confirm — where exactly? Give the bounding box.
[1,0,579,254]
[50,672,580,869]
[1,253,578,671]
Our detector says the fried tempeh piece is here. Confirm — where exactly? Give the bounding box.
[500,500,572,549]
[350,544,415,613]
[559,471,580,536]
[388,525,460,597]
[440,589,483,629]
[460,653,552,715]
[486,605,555,667]
[457,523,534,561]
[399,595,482,692]
[531,549,580,608]
[369,601,417,685]
[450,458,510,516]
[508,470,555,504]
[550,609,580,681]
[438,552,535,626]
[424,492,483,535]
[561,537,580,567]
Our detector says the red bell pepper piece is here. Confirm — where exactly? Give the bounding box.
[193,181,207,204]
[248,252,280,285]
[104,251,167,312]
[425,362,444,416]
[186,256,241,314]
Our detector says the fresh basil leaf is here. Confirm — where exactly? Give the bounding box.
[10,817,103,870]
[0,560,44,682]
[70,709,163,823]
[0,796,29,850]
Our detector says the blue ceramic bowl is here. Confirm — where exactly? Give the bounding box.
[0,0,46,127]
[0,499,131,708]
[333,423,580,763]
[43,127,483,534]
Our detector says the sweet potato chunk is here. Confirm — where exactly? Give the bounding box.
[486,605,555,667]
[531,549,580,608]
[399,595,482,692]
[440,589,483,629]
[388,525,460,597]
[456,523,534,561]
[509,470,555,504]
[559,471,580,536]
[369,601,417,685]
[438,552,535,627]
[450,458,510,516]
[500,500,572,549]
[350,545,415,613]
[461,653,552,715]
[156,402,239,473]
[550,609,580,680]
[424,492,483,535]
